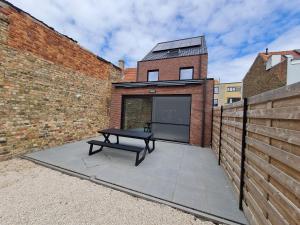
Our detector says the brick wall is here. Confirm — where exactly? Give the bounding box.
[110,79,213,146]
[137,54,208,81]
[0,2,121,160]
[243,55,287,98]
[0,2,118,80]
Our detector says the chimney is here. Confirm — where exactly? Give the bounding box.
[266,48,269,55]
[118,59,125,71]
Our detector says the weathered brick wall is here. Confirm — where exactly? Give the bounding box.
[110,79,213,147]
[243,55,287,98]
[0,2,118,80]
[0,2,121,160]
[137,54,208,81]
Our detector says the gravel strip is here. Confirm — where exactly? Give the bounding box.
[0,159,214,225]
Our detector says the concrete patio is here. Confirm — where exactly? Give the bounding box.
[24,136,247,225]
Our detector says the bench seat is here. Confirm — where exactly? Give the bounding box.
[87,140,144,152]
[87,140,146,166]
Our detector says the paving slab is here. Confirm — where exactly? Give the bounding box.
[25,136,247,225]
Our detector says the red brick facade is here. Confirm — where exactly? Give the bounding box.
[137,54,208,81]
[0,4,119,80]
[110,80,214,146]
[243,53,287,98]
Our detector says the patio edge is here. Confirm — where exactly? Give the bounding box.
[21,155,247,225]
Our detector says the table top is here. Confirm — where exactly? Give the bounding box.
[98,128,152,140]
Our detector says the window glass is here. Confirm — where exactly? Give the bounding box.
[180,68,193,80]
[227,98,241,103]
[148,70,159,81]
[214,87,219,94]
[213,99,218,106]
[227,87,241,92]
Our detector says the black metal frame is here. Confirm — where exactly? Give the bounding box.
[147,69,159,81]
[179,66,194,80]
[218,105,223,165]
[239,98,248,210]
[88,130,156,166]
[121,95,153,130]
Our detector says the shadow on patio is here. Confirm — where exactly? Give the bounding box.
[24,137,247,225]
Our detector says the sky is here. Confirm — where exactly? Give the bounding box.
[8,0,300,82]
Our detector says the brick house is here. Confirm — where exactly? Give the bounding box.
[122,68,137,82]
[243,49,300,98]
[110,36,213,147]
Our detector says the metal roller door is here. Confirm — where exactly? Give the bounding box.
[151,96,191,142]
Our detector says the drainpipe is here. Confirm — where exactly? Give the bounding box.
[201,78,207,147]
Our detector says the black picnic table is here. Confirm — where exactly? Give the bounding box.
[87,129,155,166]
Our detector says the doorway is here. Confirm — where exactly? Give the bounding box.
[122,95,191,143]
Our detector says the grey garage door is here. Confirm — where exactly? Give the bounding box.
[151,96,191,142]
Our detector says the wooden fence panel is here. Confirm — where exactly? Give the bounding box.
[211,82,300,225]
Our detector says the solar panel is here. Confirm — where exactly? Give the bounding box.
[153,37,202,52]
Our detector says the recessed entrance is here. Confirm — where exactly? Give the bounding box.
[122,95,191,143]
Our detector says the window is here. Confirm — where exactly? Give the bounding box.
[213,99,218,107]
[227,86,241,92]
[227,98,241,104]
[147,70,159,81]
[214,87,219,94]
[180,67,193,80]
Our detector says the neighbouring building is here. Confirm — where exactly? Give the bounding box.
[0,0,121,160]
[213,81,242,107]
[110,36,213,146]
[243,49,300,98]
[117,59,137,82]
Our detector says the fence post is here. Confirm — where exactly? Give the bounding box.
[239,98,248,210]
[218,106,223,165]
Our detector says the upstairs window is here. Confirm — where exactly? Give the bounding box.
[213,99,218,107]
[147,70,159,81]
[180,67,193,80]
[227,86,241,92]
[214,87,219,94]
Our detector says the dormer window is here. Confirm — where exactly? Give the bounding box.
[266,55,281,70]
[180,67,193,80]
[147,70,159,81]
[167,49,180,57]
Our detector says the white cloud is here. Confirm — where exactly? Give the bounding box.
[7,0,300,82]
[268,26,300,51]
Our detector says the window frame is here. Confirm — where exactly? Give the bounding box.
[213,99,218,107]
[179,67,194,80]
[227,86,241,92]
[147,70,159,81]
[227,97,241,104]
[214,86,219,94]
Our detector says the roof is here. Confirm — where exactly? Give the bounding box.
[259,50,300,62]
[113,79,213,88]
[215,81,242,86]
[122,68,137,82]
[141,36,207,61]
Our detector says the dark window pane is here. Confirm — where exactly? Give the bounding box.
[152,123,189,142]
[123,97,152,131]
[152,96,191,125]
[227,98,241,103]
[213,99,218,106]
[180,68,193,80]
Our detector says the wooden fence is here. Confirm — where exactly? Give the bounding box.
[212,82,300,225]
